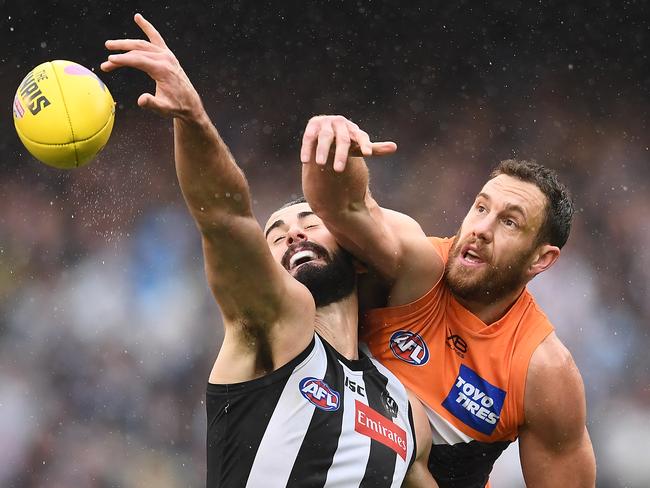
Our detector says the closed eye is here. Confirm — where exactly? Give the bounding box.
[273,235,285,244]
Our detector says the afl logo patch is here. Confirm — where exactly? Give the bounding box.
[389,330,429,366]
[299,377,341,411]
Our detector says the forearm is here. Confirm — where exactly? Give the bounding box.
[299,115,443,294]
[302,156,370,218]
[302,154,389,267]
[173,112,253,232]
[102,14,299,332]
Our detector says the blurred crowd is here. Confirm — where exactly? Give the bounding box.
[1,3,648,487]
[1,90,648,487]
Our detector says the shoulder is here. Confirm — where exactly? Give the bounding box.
[372,215,445,306]
[523,333,586,444]
[527,333,578,389]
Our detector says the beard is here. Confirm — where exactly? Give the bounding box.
[444,231,534,305]
[285,243,357,308]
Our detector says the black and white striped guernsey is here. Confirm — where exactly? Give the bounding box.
[206,334,417,487]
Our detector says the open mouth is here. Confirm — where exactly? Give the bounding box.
[289,249,319,269]
[463,249,483,263]
[282,243,328,271]
[459,245,486,265]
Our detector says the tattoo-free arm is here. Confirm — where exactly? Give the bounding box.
[102,14,313,357]
[519,334,596,487]
[301,115,443,306]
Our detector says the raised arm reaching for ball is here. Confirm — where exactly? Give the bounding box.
[101,15,437,488]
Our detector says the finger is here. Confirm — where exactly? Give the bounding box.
[137,93,156,109]
[100,60,120,72]
[315,123,335,165]
[349,124,373,156]
[137,93,172,116]
[370,141,398,156]
[134,13,168,49]
[105,51,165,76]
[300,119,320,164]
[331,117,351,172]
[105,39,160,53]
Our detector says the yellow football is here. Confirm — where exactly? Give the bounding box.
[13,60,115,169]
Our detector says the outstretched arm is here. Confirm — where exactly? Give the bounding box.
[518,333,596,487]
[101,14,314,377]
[301,115,444,307]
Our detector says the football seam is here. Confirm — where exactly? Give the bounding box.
[14,110,115,146]
[51,61,80,166]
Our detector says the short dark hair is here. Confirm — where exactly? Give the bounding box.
[278,195,307,210]
[490,159,574,249]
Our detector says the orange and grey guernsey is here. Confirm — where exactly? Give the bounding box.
[206,334,416,487]
[361,237,554,488]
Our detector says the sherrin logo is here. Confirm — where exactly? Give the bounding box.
[17,67,51,116]
[299,377,340,411]
[389,330,429,366]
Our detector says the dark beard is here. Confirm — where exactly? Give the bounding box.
[444,234,532,305]
[294,248,357,308]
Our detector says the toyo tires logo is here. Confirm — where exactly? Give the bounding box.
[389,330,429,366]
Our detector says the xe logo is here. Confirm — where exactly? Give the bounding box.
[389,330,429,366]
[446,330,468,358]
[299,377,340,411]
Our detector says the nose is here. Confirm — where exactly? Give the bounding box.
[470,215,494,243]
[286,227,308,245]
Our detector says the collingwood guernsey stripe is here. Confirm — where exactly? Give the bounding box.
[360,365,394,485]
[206,335,415,488]
[287,342,345,487]
[361,345,419,486]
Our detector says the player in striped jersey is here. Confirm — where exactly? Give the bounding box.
[102,14,436,488]
[299,115,596,487]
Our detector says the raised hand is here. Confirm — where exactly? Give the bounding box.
[300,115,397,172]
[101,13,203,120]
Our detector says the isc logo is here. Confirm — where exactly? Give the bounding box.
[389,330,429,366]
[299,377,341,411]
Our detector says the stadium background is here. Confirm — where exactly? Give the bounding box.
[1,1,648,486]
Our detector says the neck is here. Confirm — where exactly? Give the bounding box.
[314,293,359,360]
[454,286,525,325]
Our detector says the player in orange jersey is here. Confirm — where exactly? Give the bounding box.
[299,115,596,488]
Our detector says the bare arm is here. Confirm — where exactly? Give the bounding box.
[101,14,313,376]
[301,115,444,306]
[519,333,596,487]
[403,392,438,488]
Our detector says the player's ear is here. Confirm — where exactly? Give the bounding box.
[528,244,560,278]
